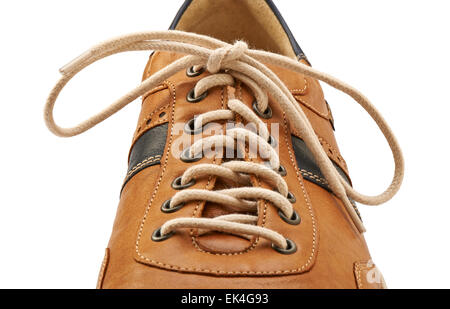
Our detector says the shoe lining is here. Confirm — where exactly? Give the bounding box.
[173,0,297,58]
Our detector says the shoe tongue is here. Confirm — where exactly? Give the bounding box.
[200,178,256,253]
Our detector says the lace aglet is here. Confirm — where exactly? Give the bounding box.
[59,49,93,75]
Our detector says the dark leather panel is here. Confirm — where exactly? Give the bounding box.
[291,135,361,219]
[124,125,350,194]
[169,0,307,61]
[123,123,168,188]
[291,135,351,191]
[122,124,360,217]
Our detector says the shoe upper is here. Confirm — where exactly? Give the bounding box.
[101,0,386,288]
[45,0,398,289]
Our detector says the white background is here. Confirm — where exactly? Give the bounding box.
[0,0,449,289]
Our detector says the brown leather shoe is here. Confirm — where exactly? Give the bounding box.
[46,0,403,289]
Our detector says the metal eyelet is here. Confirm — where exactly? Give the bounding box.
[186,88,208,103]
[277,165,287,176]
[278,209,301,225]
[272,238,297,255]
[268,135,277,148]
[252,101,272,119]
[180,147,202,163]
[161,199,185,213]
[287,191,296,203]
[184,118,203,135]
[171,176,196,190]
[151,227,174,242]
[186,66,205,77]
[263,162,286,176]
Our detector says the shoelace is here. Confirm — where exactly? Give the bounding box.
[44,30,404,248]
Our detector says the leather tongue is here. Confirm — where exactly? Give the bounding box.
[198,177,256,254]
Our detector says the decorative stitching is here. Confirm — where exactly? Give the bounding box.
[282,111,318,273]
[134,85,316,275]
[142,84,168,102]
[289,78,308,94]
[317,136,348,170]
[295,96,330,120]
[135,80,177,267]
[354,261,385,289]
[355,262,363,288]
[126,155,162,177]
[96,248,109,289]
[300,169,328,185]
[134,103,170,139]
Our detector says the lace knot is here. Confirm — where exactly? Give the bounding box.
[206,41,248,73]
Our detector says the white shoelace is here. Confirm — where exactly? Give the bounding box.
[44,31,404,248]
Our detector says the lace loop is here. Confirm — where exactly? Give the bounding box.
[206,41,248,73]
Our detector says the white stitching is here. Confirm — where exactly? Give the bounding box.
[126,155,162,177]
[300,169,328,185]
[134,86,318,274]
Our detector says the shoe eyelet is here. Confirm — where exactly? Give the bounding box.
[268,135,277,148]
[252,101,272,119]
[161,199,185,213]
[184,118,203,135]
[171,176,196,190]
[187,88,208,103]
[272,238,297,255]
[186,66,205,77]
[180,147,201,163]
[278,209,301,225]
[287,191,296,203]
[151,227,174,242]
[263,161,286,176]
[277,165,287,176]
